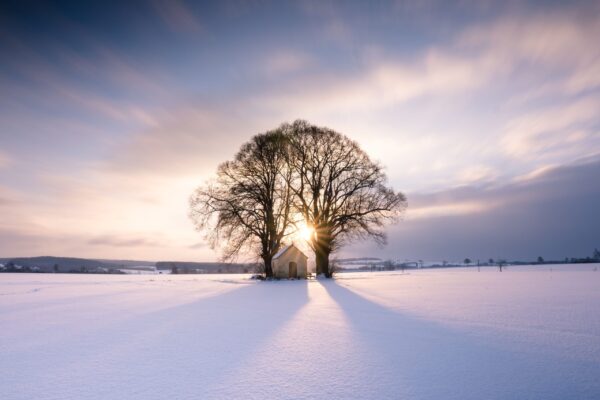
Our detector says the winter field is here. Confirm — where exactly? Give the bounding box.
[1,265,600,400]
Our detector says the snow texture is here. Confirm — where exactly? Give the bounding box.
[1,264,600,399]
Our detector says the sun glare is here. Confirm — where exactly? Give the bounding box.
[298,223,314,242]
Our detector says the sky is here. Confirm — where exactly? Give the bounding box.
[0,0,599,263]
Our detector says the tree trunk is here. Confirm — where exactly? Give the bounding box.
[313,225,333,278]
[315,244,332,278]
[263,255,274,278]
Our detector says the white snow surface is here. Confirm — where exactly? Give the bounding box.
[1,264,600,399]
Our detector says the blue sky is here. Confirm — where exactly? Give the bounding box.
[0,0,599,262]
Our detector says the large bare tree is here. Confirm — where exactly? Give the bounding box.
[189,130,294,277]
[286,120,407,277]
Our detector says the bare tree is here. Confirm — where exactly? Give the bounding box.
[189,130,295,278]
[497,259,506,272]
[286,120,407,278]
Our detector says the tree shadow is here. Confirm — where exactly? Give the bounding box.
[320,280,600,400]
[6,280,309,400]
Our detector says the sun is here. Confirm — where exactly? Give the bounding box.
[298,223,314,242]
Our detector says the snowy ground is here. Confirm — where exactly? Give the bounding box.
[1,264,599,399]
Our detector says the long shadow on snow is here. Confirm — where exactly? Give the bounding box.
[6,280,309,400]
[321,280,600,400]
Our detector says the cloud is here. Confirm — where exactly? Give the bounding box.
[502,96,600,159]
[564,59,600,94]
[99,5,600,195]
[247,7,599,122]
[0,26,175,129]
[408,200,492,220]
[107,105,266,176]
[344,156,600,261]
[88,235,160,247]
[456,165,498,185]
[56,88,160,127]
[256,48,491,116]
[474,11,600,165]
[0,151,11,169]
[151,0,202,33]
[264,51,315,75]
[511,164,557,183]
[458,8,600,65]
[461,7,600,96]
[0,186,15,208]
[297,0,353,43]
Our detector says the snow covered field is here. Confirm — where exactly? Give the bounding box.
[1,264,599,399]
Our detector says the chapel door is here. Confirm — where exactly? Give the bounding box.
[289,262,297,278]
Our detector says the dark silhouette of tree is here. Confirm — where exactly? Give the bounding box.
[286,120,406,277]
[498,259,506,272]
[190,129,295,278]
[537,256,544,264]
[488,258,494,265]
[464,258,471,266]
[593,248,600,260]
[383,259,394,271]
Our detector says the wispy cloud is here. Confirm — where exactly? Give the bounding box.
[256,49,489,116]
[189,242,207,250]
[264,50,315,75]
[502,96,600,159]
[408,200,493,220]
[151,0,203,33]
[0,151,11,169]
[88,235,160,248]
[460,7,600,111]
[456,165,498,185]
[107,106,264,176]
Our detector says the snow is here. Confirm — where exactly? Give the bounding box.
[1,264,599,399]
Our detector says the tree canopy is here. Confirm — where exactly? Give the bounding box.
[285,120,407,277]
[189,129,295,277]
[190,120,407,278]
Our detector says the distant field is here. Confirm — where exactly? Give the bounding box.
[1,264,599,399]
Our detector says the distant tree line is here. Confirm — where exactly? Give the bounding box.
[0,261,124,274]
[163,261,257,274]
[352,250,600,274]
